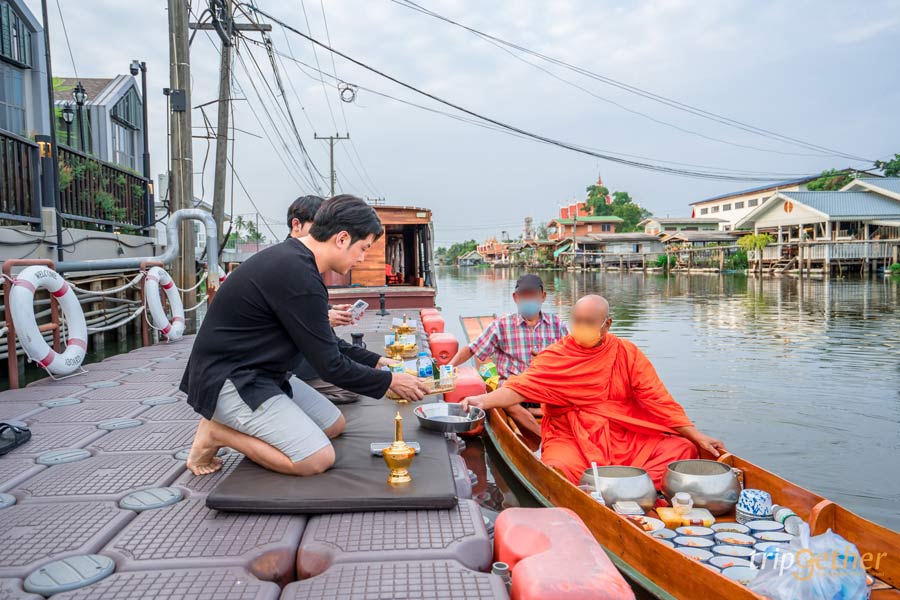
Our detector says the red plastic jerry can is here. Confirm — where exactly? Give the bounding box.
[421,313,445,335]
[429,332,459,366]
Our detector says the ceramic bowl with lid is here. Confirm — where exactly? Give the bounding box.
[710,555,754,569]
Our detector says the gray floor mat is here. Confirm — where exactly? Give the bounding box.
[282,560,509,600]
[0,501,134,578]
[26,401,147,424]
[1,385,87,402]
[49,567,280,600]
[139,401,200,422]
[0,402,44,421]
[297,499,492,578]
[118,370,184,384]
[174,452,244,495]
[88,422,196,453]
[5,423,106,458]
[79,382,178,401]
[0,578,43,600]
[13,453,184,502]
[0,459,46,493]
[103,498,306,584]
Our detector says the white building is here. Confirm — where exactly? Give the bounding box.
[690,176,821,231]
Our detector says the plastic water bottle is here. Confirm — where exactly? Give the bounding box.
[416,352,433,378]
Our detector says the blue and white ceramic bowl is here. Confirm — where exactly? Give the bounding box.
[736,489,772,517]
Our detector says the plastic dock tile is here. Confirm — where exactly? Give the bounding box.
[0,402,44,421]
[13,454,184,502]
[84,358,153,371]
[4,423,106,458]
[1,384,87,402]
[282,560,509,600]
[140,400,200,422]
[36,448,91,466]
[23,554,115,596]
[103,497,306,584]
[0,501,134,578]
[119,487,183,512]
[79,382,179,401]
[0,459,46,492]
[119,370,184,384]
[88,421,197,453]
[0,492,15,507]
[174,452,244,495]
[26,401,147,424]
[450,454,473,500]
[297,499,492,578]
[0,579,43,600]
[49,567,281,600]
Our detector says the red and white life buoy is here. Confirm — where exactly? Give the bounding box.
[9,266,87,376]
[144,266,185,341]
[217,264,227,284]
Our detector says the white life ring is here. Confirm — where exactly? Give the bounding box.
[9,266,87,376]
[217,264,227,284]
[144,266,185,341]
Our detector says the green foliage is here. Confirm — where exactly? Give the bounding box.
[91,190,127,223]
[875,154,900,177]
[738,233,774,253]
[655,254,675,269]
[536,221,550,240]
[889,263,900,275]
[726,250,749,270]
[584,184,651,232]
[807,169,854,191]
[438,240,477,264]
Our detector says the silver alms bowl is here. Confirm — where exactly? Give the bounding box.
[579,465,658,510]
[662,459,741,516]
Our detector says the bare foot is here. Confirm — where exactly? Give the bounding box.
[186,418,224,475]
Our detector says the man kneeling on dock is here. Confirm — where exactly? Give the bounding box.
[181,195,427,477]
[462,294,726,487]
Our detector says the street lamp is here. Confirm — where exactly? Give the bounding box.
[72,81,87,153]
[61,102,74,147]
[129,59,151,232]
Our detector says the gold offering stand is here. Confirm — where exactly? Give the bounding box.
[382,411,416,485]
[391,314,417,336]
[385,339,418,360]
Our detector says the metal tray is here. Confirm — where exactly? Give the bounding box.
[414,403,485,433]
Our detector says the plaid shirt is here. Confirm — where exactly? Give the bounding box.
[469,311,568,383]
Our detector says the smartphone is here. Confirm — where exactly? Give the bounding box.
[350,299,369,320]
[370,441,420,455]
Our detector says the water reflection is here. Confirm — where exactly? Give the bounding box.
[439,267,900,530]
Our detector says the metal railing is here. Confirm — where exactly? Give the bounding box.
[57,145,150,232]
[0,130,41,227]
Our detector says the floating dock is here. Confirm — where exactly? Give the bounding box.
[0,313,506,599]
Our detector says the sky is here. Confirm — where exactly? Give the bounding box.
[25,0,900,246]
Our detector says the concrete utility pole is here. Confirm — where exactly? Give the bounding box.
[314,133,350,196]
[194,0,270,253]
[167,0,197,319]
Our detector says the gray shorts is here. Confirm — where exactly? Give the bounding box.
[212,376,343,463]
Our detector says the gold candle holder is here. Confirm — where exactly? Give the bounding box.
[382,411,415,485]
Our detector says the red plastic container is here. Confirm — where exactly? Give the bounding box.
[429,332,459,366]
[421,313,445,335]
[494,507,634,600]
[443,366,486,436]
[420,308,441,318]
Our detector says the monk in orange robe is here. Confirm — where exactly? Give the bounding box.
[462,295,726,487]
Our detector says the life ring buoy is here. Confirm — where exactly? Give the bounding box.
[144,266,185,341]
[9,266,87,376]
[217,264,227,284]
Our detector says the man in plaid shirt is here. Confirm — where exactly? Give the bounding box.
[450,274,567,437]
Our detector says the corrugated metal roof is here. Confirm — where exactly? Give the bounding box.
[780,191,900,218]
[690,176,819,205]
[855,177,900,195]
[660,231,740,243]
[550,216,624,224]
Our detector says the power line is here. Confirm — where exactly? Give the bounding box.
[245,5,827,183]
[54,0,78,78]
[389,0,872,164]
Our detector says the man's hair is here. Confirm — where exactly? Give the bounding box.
[309,195,384,244]
[286,195,325,229]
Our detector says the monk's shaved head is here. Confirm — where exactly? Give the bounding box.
[574,294,610,322]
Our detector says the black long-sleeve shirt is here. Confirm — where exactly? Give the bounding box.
[180,238,392,419]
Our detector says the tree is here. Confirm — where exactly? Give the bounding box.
[242,220,265,243]
[807,169,854,191]
[584,184,651,232]
[875,153,900,177]
[536,221,550,240]
[442,240,477,264]
[738,233,774,274]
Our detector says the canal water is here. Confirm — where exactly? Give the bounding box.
[437,266,900,531]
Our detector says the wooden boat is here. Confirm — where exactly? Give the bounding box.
[461,315,900,600]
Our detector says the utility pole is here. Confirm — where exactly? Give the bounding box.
[314,133,350,196]
[193,2,270,251]
[167,0,197,321]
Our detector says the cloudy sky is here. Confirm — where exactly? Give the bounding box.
[26,0,900,246]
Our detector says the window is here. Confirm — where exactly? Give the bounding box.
[722,203,732,211]
[601,223,612,232]
[1,2,33,66]
[711,206,720,213]
[112,121,136,169]
[0,61,25,135]
[700,207,709,215]
[734,201,744,209]
[748,199,759,207]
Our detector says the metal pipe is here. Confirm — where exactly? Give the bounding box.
[56,210,220,288]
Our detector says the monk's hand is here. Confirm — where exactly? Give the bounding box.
[329,305,355,327]
[389,372,428,402]
[693,432,727,458]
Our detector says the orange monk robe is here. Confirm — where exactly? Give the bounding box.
[504,333,698,487]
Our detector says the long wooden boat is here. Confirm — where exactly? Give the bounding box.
[461,315,900,600]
